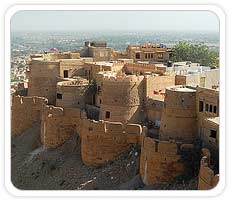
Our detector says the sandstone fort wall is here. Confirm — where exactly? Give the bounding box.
[81,119,143,166]
[140,136,192,185]
[41,105,86,148]
[11,96,48,136]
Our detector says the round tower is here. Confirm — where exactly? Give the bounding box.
[159,86,197,143]
[99,74,145,123]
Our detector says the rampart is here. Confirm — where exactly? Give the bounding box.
[140,136,193,185]
[198,149,219,190]
[11,95,48,136]
[81,119,143,166]
[41,105,86,148]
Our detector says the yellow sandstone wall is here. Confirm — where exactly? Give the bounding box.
[41,105,85,148]
[198,149,219,190]
[56,79,89,108]
[11,96,48,136]
[140,137,186,185]
[145,75,175,99]
[123,63,166,75]
[81,119,142,166]
[27,59,60,105]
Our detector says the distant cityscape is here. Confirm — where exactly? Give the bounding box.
[10,31,219,85]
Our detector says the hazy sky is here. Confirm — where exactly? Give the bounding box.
[11,10,219,32]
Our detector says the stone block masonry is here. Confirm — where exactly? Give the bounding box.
[11,96,48,136]
[41,105,86,148]
[139,136,194,185]
[81,119,143,166]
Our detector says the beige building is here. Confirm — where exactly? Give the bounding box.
[126,43,171,62]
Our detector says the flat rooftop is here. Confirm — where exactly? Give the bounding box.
[168,86,196,92]
[207,117,219,125]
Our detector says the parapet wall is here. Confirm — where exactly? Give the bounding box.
[41,105,85,148]
[11,96,48,136]
[123,63,166,75]
[198,149,219,190]
[140,136,193,185]
[81,119,143,166]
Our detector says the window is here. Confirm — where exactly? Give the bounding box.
[157,53,163,59]
[63,70,68,78]
[214,106,217,113]
[205,104,209,112]
[209,104,213,112]
[145,53,148,59]
[57,93,62,99]
[105,111,110,118]
[210,129,217,139]
[199,101,204,112]
[135,52,140,60]
[99,99,101,104]
[98,86,101,93]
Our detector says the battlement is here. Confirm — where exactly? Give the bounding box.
[12,95,48,106]
[198,148,219,190]
[11,96,48,136]
[81,118,142,138]
[81,118,143,166]
[41,105,84,148]
[142,137,194,154]
[140,136,194,185]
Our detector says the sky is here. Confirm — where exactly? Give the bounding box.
[11,10,219,32]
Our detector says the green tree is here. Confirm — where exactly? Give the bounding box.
[170,41,219,67]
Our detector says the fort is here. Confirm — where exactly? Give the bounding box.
[11,41,220,190]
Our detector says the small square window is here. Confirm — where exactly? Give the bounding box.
[136,52,140,60]
[57,93,62,99]
[210,129,217,139]
[105,111,110,119]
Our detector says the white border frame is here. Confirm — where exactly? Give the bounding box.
[5,4,226,197]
